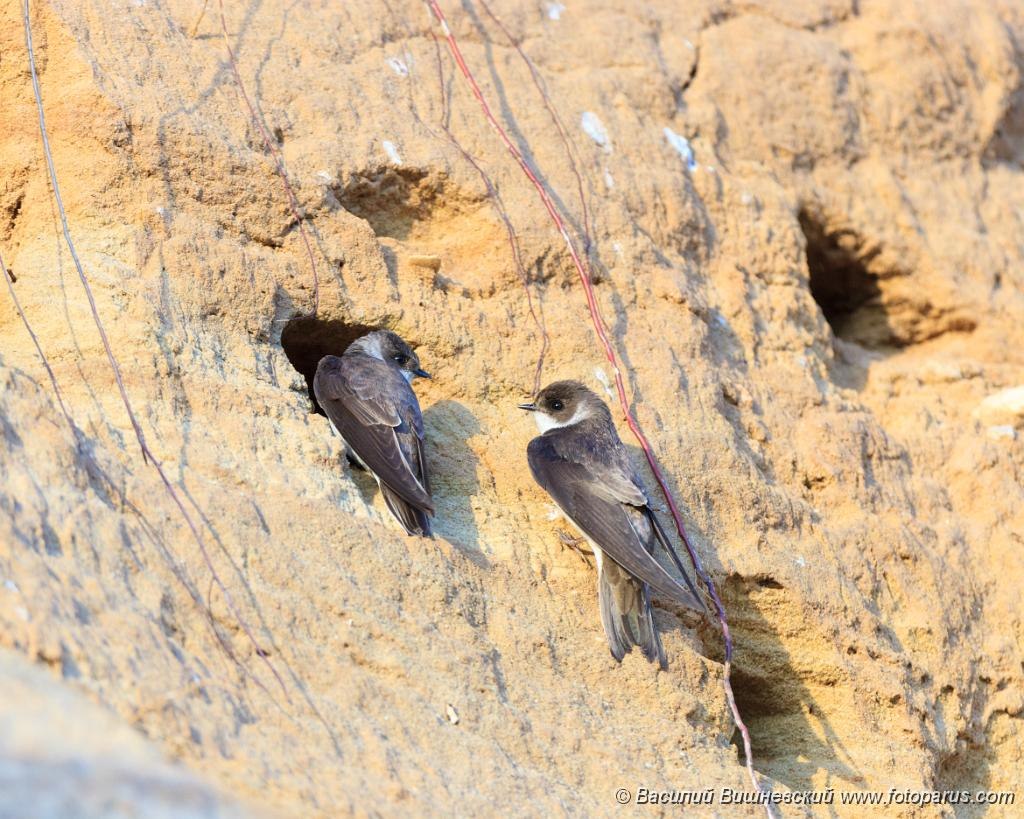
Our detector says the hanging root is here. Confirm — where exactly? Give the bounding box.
[425,2,773,812]
[379,7,551,399]
[213,0,320,316]
[476,0,596,263]
[426,33,550,398]
[189,0,210,38]
[21,0,289,703]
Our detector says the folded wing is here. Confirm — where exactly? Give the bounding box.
[314,355,433,515]
[527,434,703,612]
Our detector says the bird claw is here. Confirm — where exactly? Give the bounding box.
[557,530,593,565]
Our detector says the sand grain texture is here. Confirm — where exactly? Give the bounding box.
[1,0,1022,816]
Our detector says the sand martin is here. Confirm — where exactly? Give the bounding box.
[314,330,433,536]
[520,381,705,667]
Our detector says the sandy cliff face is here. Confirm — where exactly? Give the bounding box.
[1,0,1022,815]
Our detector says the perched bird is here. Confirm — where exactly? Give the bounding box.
[314,330,434,536]
[520,381,705,667]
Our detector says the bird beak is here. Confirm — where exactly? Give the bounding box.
[517,402,537,411]
[413,368,431,379]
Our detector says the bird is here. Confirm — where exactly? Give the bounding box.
[314,329,434,536]
[519,380,705,667]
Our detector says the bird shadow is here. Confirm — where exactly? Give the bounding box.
[421,399,487,565]
[715,574,865,801]
[618,437,863,798]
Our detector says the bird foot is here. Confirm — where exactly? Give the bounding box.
[345,451,367,472]
[557,530,594,565]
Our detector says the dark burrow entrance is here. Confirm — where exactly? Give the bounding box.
[280,316,377,415]
[799,211,890,348]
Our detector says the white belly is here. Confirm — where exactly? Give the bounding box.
[337,433,373,476]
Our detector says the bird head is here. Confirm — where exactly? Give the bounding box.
[351,330,430,382]
[518,380,606,432]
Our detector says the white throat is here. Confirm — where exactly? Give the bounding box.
[534,405,586,433]
[400,369,415,384]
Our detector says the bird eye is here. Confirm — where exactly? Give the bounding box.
[393,354,409,366]
[550,399,564,411]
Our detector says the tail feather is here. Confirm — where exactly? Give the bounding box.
[638,583,668,669]
[598,556,667,668]
[379,481,432,537]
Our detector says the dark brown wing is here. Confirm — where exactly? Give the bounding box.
[314,354,433,514]
[379,483,432,537]
[527,432,703,611]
